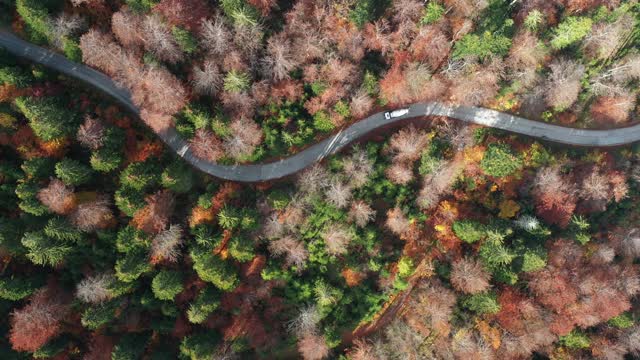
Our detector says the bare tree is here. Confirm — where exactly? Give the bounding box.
[391,0,424,23]
[412,25,451,70]
[297,165,330,195]
[624,326,640,354]
[579,167,611,203]
[417,160,463,210]
[224,117,263,160]
[584,15,635,60]
[79,29,122,76]
[618,228,640,259]
[263,213,284,239]
[150,224,183,263]
[342,148,373,188]
[111,9,144,48]
[298,333,329,360]
[142,14,183,63]
[386,162,414,185]
[348,201,375,228]
[325,181,352,209]
[71,0,104,6]
[388,125,429,162]
[348,339,377,360]
[592,245,616,265]
[37,179,76,215]
[448,0,489,18]
[262,36,297,81]
[233,22,264,60]
[269,235,309,268]
[190,129,225,162]
[514,215,540,231]
[449,67,500,106]
[69,196,114,232]
[288,306,321,336]
[192,61,222,96]
[132,67,187,115]
[350,90,374,119]
[450,258,491,294]
[363,20,392,55]
[77,116,104,150]
[50,13,85,49]
[140,110,173,134]
[200,16,231,57]
[386,207,410,235]
[612,54,640,83]
[76,273,115,304]
[545,59,585,110]
[507,31,546,88]
[322,225,352,256]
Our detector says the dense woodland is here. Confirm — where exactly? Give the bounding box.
[0,0,640,359]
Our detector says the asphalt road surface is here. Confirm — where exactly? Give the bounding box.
[2,30,638,182]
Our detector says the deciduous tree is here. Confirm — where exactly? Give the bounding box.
[77,116,104,150]
[191,61,222,96]
[297,332,329,360]
[155,0,211,31]
[545,59,585,110]
[132,190,175,234]
[10,287,68,352]
[268,235,308,268]
[69,196,114,232]
[37,178,76,215]
[322,225,352,256]
[450,257,491,294]
[142,14,183,63]
[150,224,183,263]
[386,207,410,235]
[532,166,577,227]
[190,128,224,162]
[348,201,375,228]
[76,273,115,304]
[111,9,144,48]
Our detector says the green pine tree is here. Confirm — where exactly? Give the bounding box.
[161,160,194,194]
[14,96,79,141]
[187,286,220,324]
[21,231,72,267]
[55,158,93,186]
[190,246,239,291]
[44,217,83,243]
[151,270,183,301]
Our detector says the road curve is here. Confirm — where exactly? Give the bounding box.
[2,30,638,182]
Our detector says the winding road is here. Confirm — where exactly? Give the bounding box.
[1,30,638,182]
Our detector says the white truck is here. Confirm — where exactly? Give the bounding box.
[384,108,409,120]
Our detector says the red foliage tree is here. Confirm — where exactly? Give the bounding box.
[10,287,68,352]
[247,0,278,16]
[189,129,224,162]
[411,25,451,70]
[132,190,175,234]
[111,9,144,48]
[154,0,211,31]
[297,333,329,360]
[532,166,577,228]
[83,334,115,360]
[590,95,635,126]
